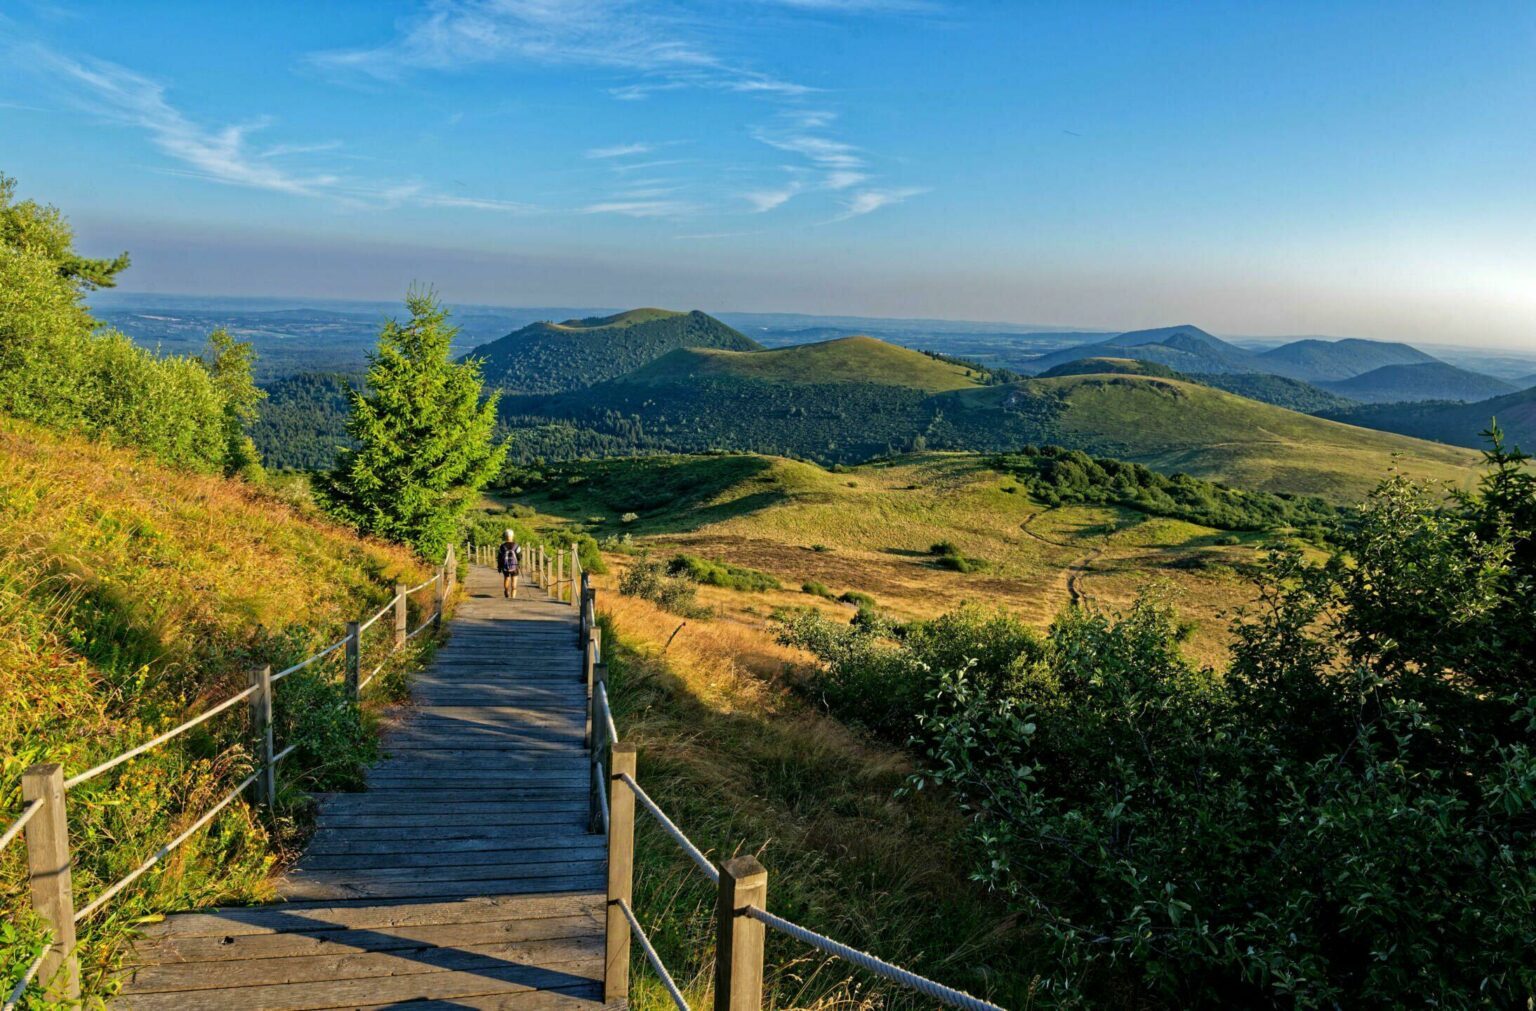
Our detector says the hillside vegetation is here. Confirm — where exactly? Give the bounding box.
[470,308,761,394]
[0,417,432,997]
[1320,361,1517,403]
[251,370,358,470]
[504,336,1480,499]
[1324,387,1536,451]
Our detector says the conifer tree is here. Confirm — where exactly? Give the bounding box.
[321,289,505,557]
[202,327,265,479]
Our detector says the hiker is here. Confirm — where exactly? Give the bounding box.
[497,529,521,599]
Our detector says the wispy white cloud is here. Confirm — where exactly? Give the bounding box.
[582,198,697,217]
[833,185,928,220]
[309,0,809,100]
[23,44,534,213]
[586,141,654,159]
[742,183,802,212]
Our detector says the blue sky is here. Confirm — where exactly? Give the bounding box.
[2,0,1534,347]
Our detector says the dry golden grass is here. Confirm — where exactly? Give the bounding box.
[594,578,1031,1010]
[0,417,434,998]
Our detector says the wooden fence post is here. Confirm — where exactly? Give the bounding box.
[21,764,80,1002]
[393,582,408,649]
[605,744,637,1003]
[588,660,608,833]
[434,568,446,628]
[248,665,276,807]
[714,856,769,1011]
[557,550,565,603]
[344,621,361,701]
[570,544,581,610]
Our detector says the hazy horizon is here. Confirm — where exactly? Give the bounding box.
[6,1,1535,351]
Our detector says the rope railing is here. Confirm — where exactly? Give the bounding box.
[616,898,690,1011]
[585,580,1002,1011]
[6,549,455,1005]
[270,636,348,684]
[2,950,46,1011]
[745,906,1005,1011]
[0,799,40,852]
[63,684,261,790]
[617,771,719,885]
[73,768,262,923]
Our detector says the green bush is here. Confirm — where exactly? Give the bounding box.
[801,580,833,598]
[618,558,709,617]
[666,553,779,591]
[788,436,1536,1005]
[0,175,260,474]
[837,589,875,608]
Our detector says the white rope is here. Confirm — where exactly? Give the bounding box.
[2,949,45,1011]
[270,636,348,684]
[357,594,398,634]
[357,659,387,692]
[0,799,41,852]
[593,760,610,833]
[272,743,298,765]
[405,575,438,594]
[617,772,718,885]
[745,906,1003,1011]
[74,769,260,922]
[616,898,689,1011]
[64,685,260,789]
[596,682,619,746]
[405,611,440,640]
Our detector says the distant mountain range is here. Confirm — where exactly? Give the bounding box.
[486,321,1478,500]
[1318,362,1517,404]
[1024,324,1444,384]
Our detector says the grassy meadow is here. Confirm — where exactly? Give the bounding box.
[504,451,1309,664]
[0,417,438,999]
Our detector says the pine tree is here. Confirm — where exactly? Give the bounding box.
[202,327,265,479]
[320,289,506,558]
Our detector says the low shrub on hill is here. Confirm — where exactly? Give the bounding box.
[929,540,988,572]
[666,553,779,591]
[618,558,709,618]
[784,436,1536,1005]
[990,445,1339,535]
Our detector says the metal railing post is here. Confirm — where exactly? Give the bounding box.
[715,856,769,1011]
[248,664,276,807]
[605,743,637,1003]
[21,764,80,1002]
[344,621,361,701]
[393,583,408,649]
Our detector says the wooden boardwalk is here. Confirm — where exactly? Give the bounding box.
[113,565,618,1010]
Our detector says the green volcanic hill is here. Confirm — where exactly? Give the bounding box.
[1319,361,1516,403]
[468,308,761,394]
[620,335,981,392]
[1324,387,1536,452]
[1038,356,1184,379]
[504,336,1479,499]
[1255,337,1437,381]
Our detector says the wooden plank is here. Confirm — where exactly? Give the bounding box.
[315,809,588,829]
[112,957,604,1011]
[303,835,603,857]
[280,873,604,902]
[298,824,593,843]
[134,894,604,940]
[299,845,604,871]
[126,914,600,967]
[286,860,603,885]
[122,935,602,993]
